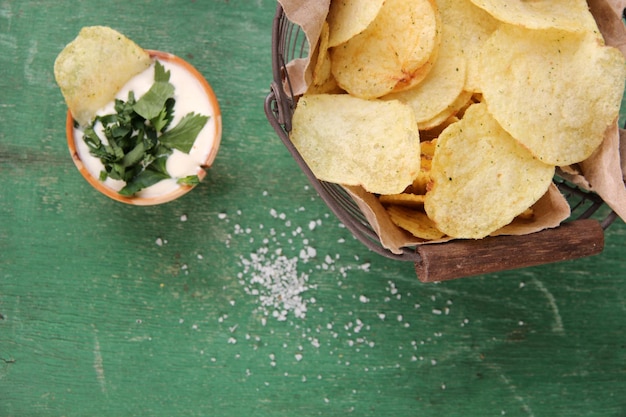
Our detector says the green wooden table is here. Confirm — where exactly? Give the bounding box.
[1,1,625,416]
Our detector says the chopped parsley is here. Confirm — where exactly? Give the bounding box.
[80,60,209,196]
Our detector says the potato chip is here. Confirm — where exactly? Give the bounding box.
[290,94,421,195]
[435,0,499,93]
[479,25,626,165]
[418,90,473,131]
[54,26,152,126]
[468,0,600,34]
[425,103,555,239]
[383,24,467,129]
[326,0,385,48]
[380,193,426,208]
[408,140,437,194]
[420,139,437,157]
[386,205,445,240]
[307,22,344,94]
[330,0,441,99]
[310,22,332,87]
[411,170,431,195]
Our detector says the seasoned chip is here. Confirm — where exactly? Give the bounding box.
[411,170,431,195]
[408,140,437,194]
[420,139,437,157]
[479,25,626,165]
[54,26,152,127]
[419,90,473,131]
[326,0,385,47]
[307,22,344,94]
[380,193,426,208]
[310,22,332,87]
[468,0,600,33]
[384,24,467,129]
[435,0,499,93]
[290,94,421,195]
[330,0,441,99]
[386,205,445,240]
[425,103,555,239]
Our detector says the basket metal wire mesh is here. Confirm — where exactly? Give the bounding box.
[264,4,619,265]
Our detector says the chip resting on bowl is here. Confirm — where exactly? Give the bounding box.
[290,94,421,195]
[54,26,152,126]
[424,103,555,239]
[479,25,626,166]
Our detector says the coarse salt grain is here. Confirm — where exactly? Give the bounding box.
[240,248,314,321]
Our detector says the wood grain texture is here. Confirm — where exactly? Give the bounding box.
[416,219,605,282]
[1,1,625,417]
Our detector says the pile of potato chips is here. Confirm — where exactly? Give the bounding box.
[289,0,626,241]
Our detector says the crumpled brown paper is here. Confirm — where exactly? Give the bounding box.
[277,0,626,254]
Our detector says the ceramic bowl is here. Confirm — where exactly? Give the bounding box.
[66,50,222,205]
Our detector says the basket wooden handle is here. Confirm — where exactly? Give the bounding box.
[414,219,605,282]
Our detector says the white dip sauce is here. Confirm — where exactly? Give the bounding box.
[73,59,218,198]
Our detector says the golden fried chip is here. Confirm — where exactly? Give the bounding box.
[516,208,535,221]
[54,26,152,126]
[409,140,437,194]
[384,24,467,129]
[479,26,626,165]
[326,0,385,47]
[420,139,437,157]
[386,205,445,240]
[380,193,426,208]
[330,0,441,99]
[308,22,344,94]
[425,103,555,239]
[435,0,499,93]
[290,94,421,194]
[310,22,332,87]
[411,171,431,195]
[468,0,600,33]
[419,90,473,131]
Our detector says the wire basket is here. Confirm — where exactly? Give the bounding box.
[264,4,619,281]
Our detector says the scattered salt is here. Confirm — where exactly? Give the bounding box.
[240,248,313,321]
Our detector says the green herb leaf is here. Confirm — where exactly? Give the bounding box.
[82,59,208,197]
[153,60,171,83]
[118,168,171,196]
[159,113,209,153]
[122,141,147,168]
[151,98,175,133]
[133,81,175,121]
[177,175,200,186]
